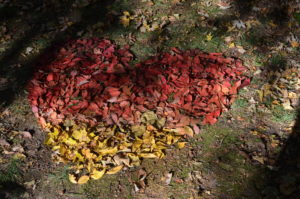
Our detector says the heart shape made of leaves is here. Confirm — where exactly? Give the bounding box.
[28,38,250,129]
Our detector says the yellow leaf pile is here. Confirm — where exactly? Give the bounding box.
[120,11,135,27]
[45,123,185,184]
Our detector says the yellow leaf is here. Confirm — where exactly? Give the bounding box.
[172,136,181,143]
[51,127,60,139]
[106,165,123,174]
[166,134,173,145]
[94,155,103,162]
[52,145,60,151]
[228,42,235,48]
[44,137,55,146]
[132,140,143,152]
[69,174,77,184]
[184,126,194,137]
[206,33,213,41]
[75,151,84,162]
[13,153,26,159]
[257,90,264,102]
[143,135,155,145]
[98,147,118,155]
[72,129,90,142]
[176,142,186,149]
[155,142,168,150]
[64,137,77,146]
[89,132,96,138]
[291,41,299,48]
[268,21,277,28]
[82,148,95,159]
[131,125,146,137]
[123,11,130,16]
[91,169,106,180]
[77,175,90,184]
[59,145,67,155]
[128,153,140,162]
[154,151,164,158]
[139,153,157,158]
[250,130,259,136]
[129,160,141,167]
[120,16,131,27]
[174,126,194,137]
[87,162,93,172]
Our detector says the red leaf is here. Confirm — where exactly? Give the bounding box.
[88,102,99,112]
[192,124,200,135]
[111,113,119,124]
[46,73,54,81]
[238,77,251,90]
[202,115,217,125]
[106,87,121,97]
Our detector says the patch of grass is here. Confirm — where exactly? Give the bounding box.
[83,174,133,199]
[202,35,225,52]
[269,54,286,70]
[176,165,192,179]
[0,158,22,184]
[271,105,296,123]
[8,95,31,116]
[253,55,264,67]
[294,12,300,23]
[250,76,264,87]
[191,124,261,198]
[110,0,134,12]
[207,6,221,16]
[0,158,25,199]
[131,41,156,59]
[232,98,249,109]
[168,182,191,199]
[197,125,241,151]
[34,38,50,50]
[152,0,170,8]
[245,28,266,47]
[47,165,70,183]
[11,137,23,146]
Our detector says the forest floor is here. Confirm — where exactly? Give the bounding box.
[0,0,299,199]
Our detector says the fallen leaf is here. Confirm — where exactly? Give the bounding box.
[291,41,299,48]
[107,165,123,174]
[228,42,235,48]
[77,175,90,184]
[91,169,106,180]
[164,172,173,185]
[69,174,77,184]
[206,33,213,41]
[176,142,186,149]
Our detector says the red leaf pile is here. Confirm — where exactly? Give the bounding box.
[28,38,250,128]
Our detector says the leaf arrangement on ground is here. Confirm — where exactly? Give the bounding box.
[27,38,250,183]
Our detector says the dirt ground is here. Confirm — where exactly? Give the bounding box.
[0,0,299,199]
